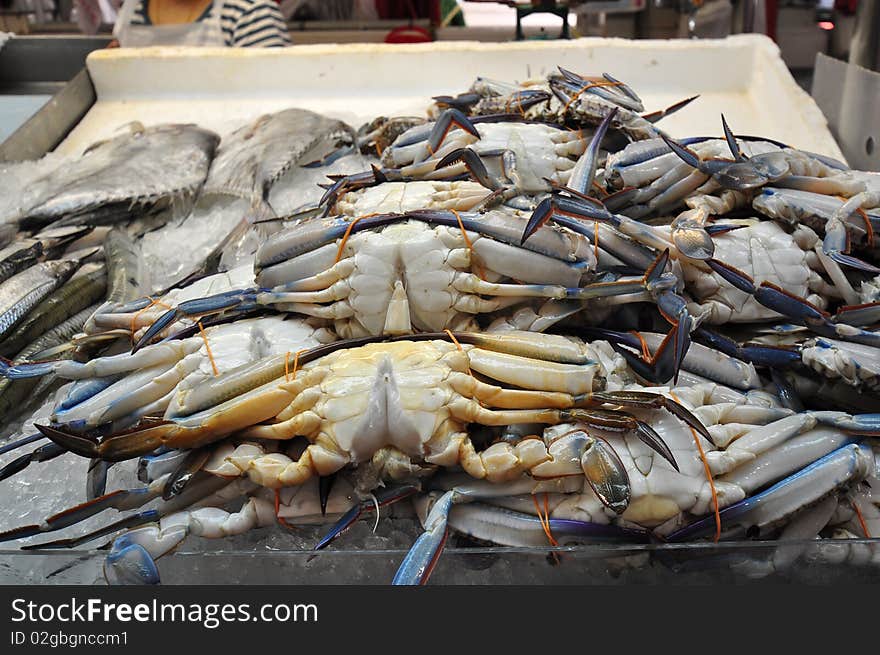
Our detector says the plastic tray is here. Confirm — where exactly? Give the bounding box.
[56,34,843,160]
[2,540,879,585]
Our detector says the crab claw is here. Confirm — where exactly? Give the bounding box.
[37,417,177,462]
[521,194,612,245]
[567,107,618,197]
[427,108,480,154]
[314,484,420,551]
[0,491,158,544]
[561,408,680,472]
[393,489,455,585]
[592,390,713,449]
[434,147,499,191]
[662,120,790,191]
[642,95,700,124]
[432,92,481,113]
[132,289,257,353]
[0,442,65,483]
[720,113,744,161]
[498,88,553,113]
[0,432,46,456]
[706,259,880,348]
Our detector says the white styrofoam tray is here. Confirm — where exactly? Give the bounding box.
[56,34,843,162]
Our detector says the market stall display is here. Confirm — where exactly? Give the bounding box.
[0,36,877,586]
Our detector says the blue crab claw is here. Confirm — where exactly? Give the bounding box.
[521,194,613,245]
[694,326,803,369]
[132,288,258,353]
[314,484,420,551]
[105,535,161,585]
[600,324,691,389]
[434,147,499,191]
[497,89,552,114]
[667,443,875,542]
[720,113,744,161]
[642,95,700,124]
[590,390,712,450]
[555,67,644,112]
[393,490,455,585]
[427,108,480,154]
[317,166,389,209]
[567,107,618,197]
[602,72,642,105]
[661,130,788,190]
[431,92,481,112]
[0,442,66,483]
[37,417,177,461]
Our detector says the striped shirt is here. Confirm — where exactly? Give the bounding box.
[130,0,292,47]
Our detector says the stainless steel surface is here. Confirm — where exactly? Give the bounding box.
[0,68,95,162]
[0,35,111,94]
[849,0,880,73]
[812,52,880,171]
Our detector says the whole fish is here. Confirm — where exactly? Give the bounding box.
[0,262,106,359]
[204,108,356,216]
[11,123,220,231]
[0,259,80,342]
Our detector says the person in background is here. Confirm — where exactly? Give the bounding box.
[113,0,291,47]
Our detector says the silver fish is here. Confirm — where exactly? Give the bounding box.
[204,108,355,215]
[0,262,106,359]
[13,123,220,230]
[0,259,80,341]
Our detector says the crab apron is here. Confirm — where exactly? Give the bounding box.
[113,0,225,47]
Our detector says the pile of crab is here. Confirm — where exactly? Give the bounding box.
[1,67,879,585]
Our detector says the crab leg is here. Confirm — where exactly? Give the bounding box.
[706,258,880,348]
[668,442,875,541]
[563,108,618,196]
[0,469,233,544]
[313,484,420,551]
[0,441,65,483]
[393,475,647,586]
[1,338,202,380]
